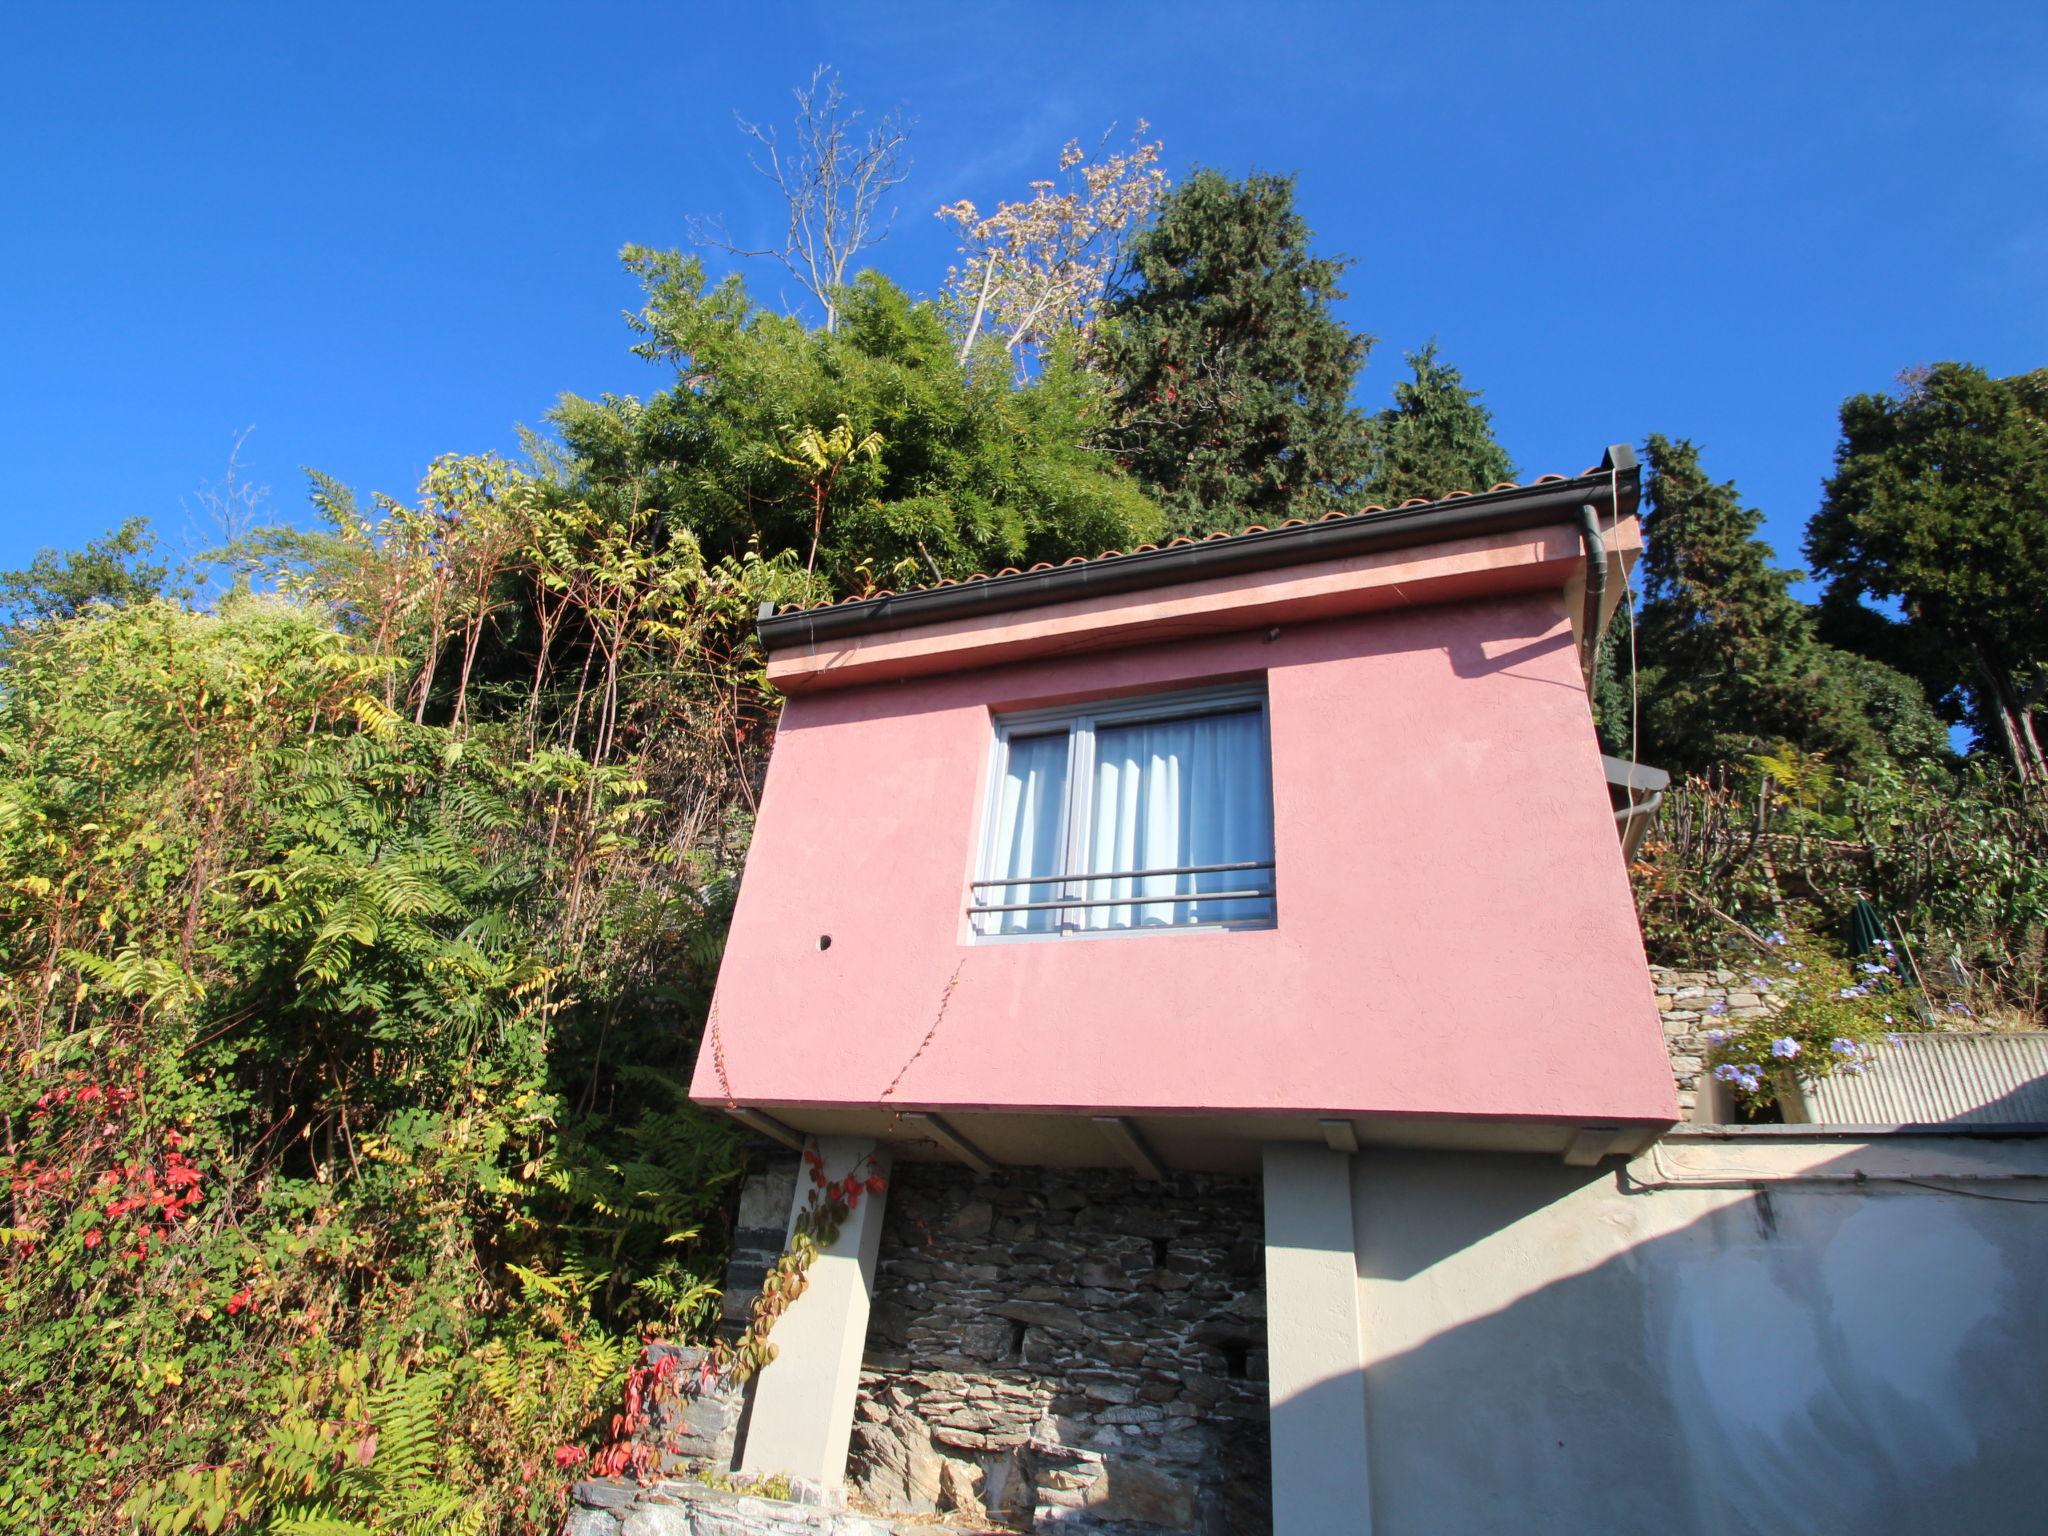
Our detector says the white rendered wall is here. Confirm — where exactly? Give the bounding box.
[1262,1145,1374,1535]
[1348,1133,2048,1535]
[739,1136,891,1491]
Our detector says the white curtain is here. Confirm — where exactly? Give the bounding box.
[983,731,1069,934]
[1082,710,1274,929]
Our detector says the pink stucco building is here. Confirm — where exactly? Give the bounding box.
[695,445,1672,1163]
[690,446,1680,1531]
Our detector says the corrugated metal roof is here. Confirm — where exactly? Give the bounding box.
[1797,1032,2048,1125]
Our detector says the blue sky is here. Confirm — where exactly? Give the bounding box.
[4,3,2044,588]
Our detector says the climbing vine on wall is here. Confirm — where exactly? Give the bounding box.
[714,1147,886,1384]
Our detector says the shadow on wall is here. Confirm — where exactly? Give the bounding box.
[771,590,1580,736]
[1315,1099,2048,1536]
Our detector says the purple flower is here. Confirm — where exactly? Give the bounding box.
[1830,1038,1858,1055]
[1704,1028,1731,1045]
[1748,975,1772,990]
[1765,930,1787,946]
[1950,1003,1975,1017]
[1877,939,1894,952]
[1885,1032,1903,1045]
[1784,961,1805,973]
[1844,1062,1868,1075]
[1859,962,1888,975]
[1709,999,1729,1016]
[1770,1037,1801,1060]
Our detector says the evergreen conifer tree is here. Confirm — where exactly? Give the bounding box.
[1096,170,1376,536]
[1634,434,1942,774]
[1366,343,1514,504]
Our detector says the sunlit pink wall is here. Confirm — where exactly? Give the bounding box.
[693,591,1677,1128]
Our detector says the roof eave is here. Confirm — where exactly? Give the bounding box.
[757,445,1640,654]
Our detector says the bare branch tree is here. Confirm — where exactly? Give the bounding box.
[939,122,1167,368]
[693,66,912,332]
[188,425,268,547]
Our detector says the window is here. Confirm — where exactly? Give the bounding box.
[970,684,1277,938]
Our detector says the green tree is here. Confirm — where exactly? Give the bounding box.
[1096,170,1376,536]
[0,516,168,627]
[552,255,1157,588]
[1366,343,1514,504]
[1808,362,2048,780]
[1633,434,1942,775]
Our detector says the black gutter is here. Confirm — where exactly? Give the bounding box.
[1574,503,1608,687]
[758,444,1640,653]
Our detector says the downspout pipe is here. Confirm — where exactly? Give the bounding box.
[1575,502,1609,689]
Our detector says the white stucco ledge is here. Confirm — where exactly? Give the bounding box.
[1637,1125,2048,1188]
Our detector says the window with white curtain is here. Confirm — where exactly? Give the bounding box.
[970,684,1276,938]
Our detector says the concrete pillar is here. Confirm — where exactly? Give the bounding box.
[1262,1144,1373,1536]
[738,1135,890,1492]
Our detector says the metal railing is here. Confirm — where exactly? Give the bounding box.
[968,860,1275,918]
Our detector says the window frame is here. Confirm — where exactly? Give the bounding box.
[969,680,1278,942]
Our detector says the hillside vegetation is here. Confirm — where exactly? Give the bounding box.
[2,83,2043,1534]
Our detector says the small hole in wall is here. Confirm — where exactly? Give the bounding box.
[1009,1321,1030,1361]
[817,935,832,951]
[1150,1236,1170,1267]
[1219,1340,1251,1380]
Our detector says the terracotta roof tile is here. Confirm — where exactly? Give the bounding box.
[781,471,1586,613]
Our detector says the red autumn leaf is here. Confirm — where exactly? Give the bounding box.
[865,1174,887,1194]
[82,1229,102,1248]
[554,1444,587,1469]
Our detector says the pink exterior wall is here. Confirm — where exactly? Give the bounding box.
[694,590,1678,1130]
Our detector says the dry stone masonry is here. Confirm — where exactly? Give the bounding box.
[852,1164,1270,1535]
[1653,963,1779,1117]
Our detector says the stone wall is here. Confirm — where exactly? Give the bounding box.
[850,1164,1269,1535]
[566,1475,896,1536]
[1651,963,1780,1118]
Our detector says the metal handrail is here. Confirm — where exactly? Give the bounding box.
[970,860,1273,891]
[971,887,1276,916]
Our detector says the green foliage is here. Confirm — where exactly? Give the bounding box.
[560,255,1160,589]
[0,515,170,626]
[1632,434,1945,776]
[1097,170,1377,536]
[1365,343,1514,505]
[0,455,780,1530]
[1699,929,1914,1110]
[1808,362,2048,778]
[1630,750,2048,1019]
